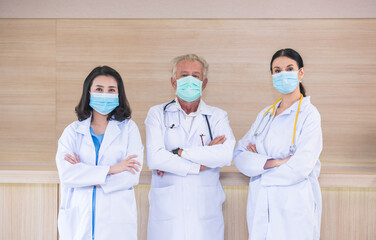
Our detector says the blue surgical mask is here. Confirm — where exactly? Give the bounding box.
[272,71,300,94]
[89,92,119,115]
[176,76,203,102]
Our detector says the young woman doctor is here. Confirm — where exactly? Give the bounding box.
[233,49,322,240]
[56,66,143,240]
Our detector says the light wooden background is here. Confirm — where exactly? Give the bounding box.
[0,19,376,240]
[0,183,375,240]
[1,19,376,167]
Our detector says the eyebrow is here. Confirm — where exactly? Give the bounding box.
[94,85,117,88]
[180,71,202,75]
[273,64,295,69]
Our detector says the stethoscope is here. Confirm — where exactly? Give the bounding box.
[163,100,213,141]
[253,94,303,155]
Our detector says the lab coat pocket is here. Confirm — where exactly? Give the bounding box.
[149,185,177,220]
[284,181,314,215]
[198,185,225,219]
[58,206,79,240]
[111,188,137,223]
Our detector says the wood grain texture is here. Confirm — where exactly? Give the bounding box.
[0,183,58,240]
[0,19,375,167]
[321,187,376,240]
[0,183,375,239]
[0,19,56,164]
[54,19,376,168]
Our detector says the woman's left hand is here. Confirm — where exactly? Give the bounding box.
[64,152,81,164]
[246,143,258,153]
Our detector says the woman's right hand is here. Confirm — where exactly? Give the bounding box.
[264,156,291,169]
[108,155,141,175]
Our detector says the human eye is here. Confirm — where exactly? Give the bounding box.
[95,88,103,92]
[287,67,294,71]
[109,89,116,92]
[274,69,281,74]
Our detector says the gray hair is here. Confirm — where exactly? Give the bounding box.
[171,54,209,80]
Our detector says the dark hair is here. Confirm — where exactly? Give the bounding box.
[75,66,131,121]
[270,48,306,97]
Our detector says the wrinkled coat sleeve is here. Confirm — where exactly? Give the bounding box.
[145,106,197,176]
[180,111,236,168]
[56,124,110,188]
[261,110,322,186]
[101,120,144,194]
[233,112,272,177]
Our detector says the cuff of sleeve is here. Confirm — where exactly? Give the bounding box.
[181,148,190,159]
[97,166,111,184]
[188,162,200,175]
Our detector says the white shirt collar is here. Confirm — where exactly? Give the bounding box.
[175,97,202,117]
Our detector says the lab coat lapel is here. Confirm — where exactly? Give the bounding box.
[98,120,120,163]
[188,101,213,143]
[166,100,190,136]
[75,117,95,154]
[188,114,205,143]
[178,110,190,136]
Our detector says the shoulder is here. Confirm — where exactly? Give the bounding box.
[147,102,174,115]
[302,97,321,120]
[145,102,172,123]
[62,120,83,134]
[58,120,83,141]
[116,118,139,131]
[203,103,228,118]
[255,104,274,119]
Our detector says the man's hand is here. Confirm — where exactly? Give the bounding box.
[209,135,226,146]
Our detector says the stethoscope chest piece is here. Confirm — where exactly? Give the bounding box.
[289,143,296,155]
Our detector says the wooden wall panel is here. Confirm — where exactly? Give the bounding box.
[0,20,56,164]
[54,19,376,167]
[0,183,58,240]
[0,183,375,239]
[0,19,375,166]
[321,187,376,240]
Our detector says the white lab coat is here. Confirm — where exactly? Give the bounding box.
[145,100,235,240]
[233,96,322,240]
[56,116,143,240]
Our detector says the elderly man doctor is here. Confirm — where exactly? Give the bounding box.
[145,54,235,240]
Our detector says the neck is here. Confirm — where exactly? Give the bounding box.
[177,97,200,115]
[280,91,301,110]
[91,111,109,126]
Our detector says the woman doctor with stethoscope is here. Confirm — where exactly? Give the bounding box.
[233,48,323,240]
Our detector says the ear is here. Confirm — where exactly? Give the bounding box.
[202,78,208,90]
[171,77,177,90]
[298,67,305,82]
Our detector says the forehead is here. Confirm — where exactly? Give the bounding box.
[92,75,118,86]
[176,60,203,73]
[272,56,298,68]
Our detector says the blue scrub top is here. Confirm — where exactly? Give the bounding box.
[90,126,104,240]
